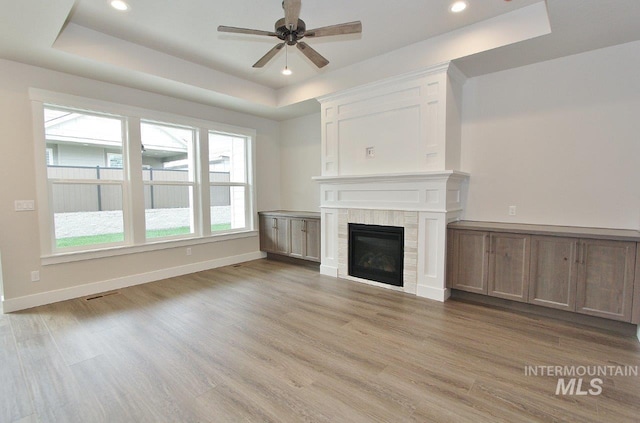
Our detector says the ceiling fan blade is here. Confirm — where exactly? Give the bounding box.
[283,0,302,31]
[305,21,362,38]
[296,42,329,68]
[217,26,277,37]
[253,43,286,68]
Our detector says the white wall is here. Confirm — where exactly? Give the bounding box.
[461,40,640,230]
[0,59,281,305]
[279,113,321,212]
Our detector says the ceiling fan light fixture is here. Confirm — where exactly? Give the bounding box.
[219,0,361,71]
[282,44,292,75]
[110,0,129,11]
[450,1,467,13]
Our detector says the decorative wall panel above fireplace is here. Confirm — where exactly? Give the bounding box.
[317,62,465,176]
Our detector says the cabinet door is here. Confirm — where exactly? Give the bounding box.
[576,239,636,322]
[259,215,276,252]
[488,233,530,303]
[529,236,578,311]
[304,219,321,262]
[451,230,489,294]
[274,217,289,254]
[289,218,305,259]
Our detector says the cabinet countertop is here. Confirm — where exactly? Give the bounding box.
[449,221,640,242]
[259,210,321,219]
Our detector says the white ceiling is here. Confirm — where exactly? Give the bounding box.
[68,0,540,89]
[2,0,640,120]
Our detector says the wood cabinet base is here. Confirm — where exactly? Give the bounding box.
[449,221,640,325]
[451,290,638,337]
[259,211,321,264]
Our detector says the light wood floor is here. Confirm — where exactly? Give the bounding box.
[2,259,640,422]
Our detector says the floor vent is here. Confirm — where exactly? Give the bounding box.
[85,291,120,301]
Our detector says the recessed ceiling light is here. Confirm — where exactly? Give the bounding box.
[450,1,467,13]
[110,0,129,11]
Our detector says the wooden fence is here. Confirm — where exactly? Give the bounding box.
[48,166,230,213]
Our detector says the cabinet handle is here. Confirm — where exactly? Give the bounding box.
[273,218,277,229]
[575,242,581,264]
[302,220,306,232]
[581,242,586,264]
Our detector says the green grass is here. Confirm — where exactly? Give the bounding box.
[56,233,125,248]
[146,226,192,239]
[211,223,233,232]
[56,223,233,248]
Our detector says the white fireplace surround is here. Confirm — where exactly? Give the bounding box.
[314,63,468,302]
[314,171,469,301]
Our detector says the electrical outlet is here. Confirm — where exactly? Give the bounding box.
[365,147,375,158]
[31,271,40,282]
[509,206,517,216]
[186,247,192,256]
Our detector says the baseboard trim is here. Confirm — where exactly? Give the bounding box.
[265,253,320,270]
[2,251,266,313]
[416,285,450,302]
[320,265,338,277]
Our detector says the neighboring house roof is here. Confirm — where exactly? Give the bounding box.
[44,109,189,156]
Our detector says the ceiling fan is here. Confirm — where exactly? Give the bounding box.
[217,0,362,69]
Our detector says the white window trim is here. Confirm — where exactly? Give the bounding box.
[30,88,258,264]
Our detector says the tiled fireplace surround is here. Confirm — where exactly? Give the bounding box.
[338,209,419,293]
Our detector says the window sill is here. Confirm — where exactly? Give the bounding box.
[41,230,259,266]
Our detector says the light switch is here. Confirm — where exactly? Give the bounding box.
[15,200,35,211]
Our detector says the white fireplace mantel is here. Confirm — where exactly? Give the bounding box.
[313,170,468,213]
[315,171,468,302]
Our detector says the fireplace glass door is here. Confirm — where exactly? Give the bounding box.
[348,224,404,287]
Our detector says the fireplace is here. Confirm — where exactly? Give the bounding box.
[348,223,404,287]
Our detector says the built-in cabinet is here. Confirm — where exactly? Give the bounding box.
[289,218,321,262]
[449,230,489,294]
[529,236,577,312]
[488,232,530,303]
[449,230,530,303]
[259,215,289,255]
[575,239,635,321]
[448,221,640,324]
[259,211,321,263]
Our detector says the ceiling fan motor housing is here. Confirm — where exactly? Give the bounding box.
[275,17,306,45]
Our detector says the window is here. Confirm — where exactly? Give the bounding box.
[44,107,126,250]
[141,121,195,240]
[34,94,256,256]
[107,153,123,168]
[45,148,54,165]
[208,132,249,233]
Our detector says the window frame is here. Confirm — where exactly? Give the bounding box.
[140,120,198,241]
[208,130,252,236]
[30,89,257,263]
